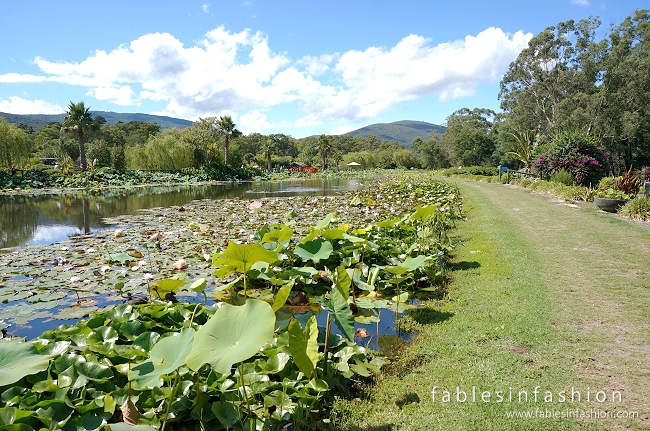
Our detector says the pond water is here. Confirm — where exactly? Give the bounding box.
[0,179,363,249]
[0,177,425,353]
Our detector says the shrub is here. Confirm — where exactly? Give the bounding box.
[519,179,532,188]
[620,196,650,221]
[440,166,498,177]
[550,169,573,186]
[531,131,607,185]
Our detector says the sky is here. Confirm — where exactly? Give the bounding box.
[0,1,645,138]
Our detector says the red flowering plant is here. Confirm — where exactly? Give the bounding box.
[532,132,609,186]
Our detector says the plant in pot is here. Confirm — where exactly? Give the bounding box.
[593,167,641,212]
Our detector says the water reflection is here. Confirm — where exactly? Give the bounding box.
[0,179,362,249]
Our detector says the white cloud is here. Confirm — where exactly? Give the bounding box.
[296,54,338,76]
[0,73,46,83]
[329,125,355,135]
[202,3,210,13]
[571,0,590,6]
[0,96,63,114]
[5,26,531,123]
[86,85,137,106]
[238,109,274,133]
[294,113,323,128]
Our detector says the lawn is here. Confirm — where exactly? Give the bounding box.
[334,179,650,430]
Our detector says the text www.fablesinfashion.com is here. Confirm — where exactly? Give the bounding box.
[505,408,639,420]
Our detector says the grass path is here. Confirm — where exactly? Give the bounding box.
[333,179,650,430]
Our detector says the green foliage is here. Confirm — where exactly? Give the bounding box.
[0,119,32,169]
[0,341,52,386]
[441,166,498,176]
[0,301,380,430]
[619,196,650,221]
[550,169,573,186]
[125,129,195,170]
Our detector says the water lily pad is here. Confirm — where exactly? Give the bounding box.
[0,341,52,386]
[185,299,275,375]
[129,328,195,388]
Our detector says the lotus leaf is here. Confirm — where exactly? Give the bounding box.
[212,242,279,274]
[317,288,355,341]
[287,316,319,377]
[0,341,52,386]
[185,299,276,375]
[152,278,185,298]
[272,281,293,312]
[129,328,195,388]
[294,239,333,263]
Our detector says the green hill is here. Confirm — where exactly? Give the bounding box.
[345,120,445,147]
[0,111,192,132]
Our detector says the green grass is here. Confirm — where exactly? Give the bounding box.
[333,180,650,430]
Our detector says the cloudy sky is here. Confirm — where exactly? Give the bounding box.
[0,0,644,137]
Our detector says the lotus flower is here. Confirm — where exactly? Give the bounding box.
[173,258,187,271]
[248,200,262,211]
[69,276,80,284]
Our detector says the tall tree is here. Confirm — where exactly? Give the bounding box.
[596,9,650,168]
[315,134,333,169]
[442,108,496,166]
[0,119,31,169]
[498,18,603,135]
[262,137,276,171]
[61,102,99,169]
[216,116,240,166]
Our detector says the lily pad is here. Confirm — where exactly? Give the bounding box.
[0,341,52,386]
[185,299,276,375]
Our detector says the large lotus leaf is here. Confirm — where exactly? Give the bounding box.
[272,281,294,312]
[152,278,185,298]
[333,265,351,299]
[314,213,335,229]
[294,239,333,263]
[0,341,52,386]
[185,299,275,375]
[261,225,293,244]
[213,242,278,273]
[398,255,431,271]
[129,328,195,388]
[288,316,319,377]
[410,205,438,222]
[317,288,355,341]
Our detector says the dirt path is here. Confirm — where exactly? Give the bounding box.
[455,180,650,429]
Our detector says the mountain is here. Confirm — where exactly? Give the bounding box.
[344,120,446,147]
[0,111,193,132]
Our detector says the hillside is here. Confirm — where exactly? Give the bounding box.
[0,111,192,132]
[344,120,445,147]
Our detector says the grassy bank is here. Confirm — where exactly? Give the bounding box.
[333,179,650,430]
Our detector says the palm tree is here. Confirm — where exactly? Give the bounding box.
[315,134,333,170]
[62,102,99,170]
[216,116,239,166]
[262,137,276,171]
[505,128,537,170]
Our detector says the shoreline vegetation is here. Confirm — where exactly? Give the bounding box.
[0,171,465,430]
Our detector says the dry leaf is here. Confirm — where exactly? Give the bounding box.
[120,396,141,425]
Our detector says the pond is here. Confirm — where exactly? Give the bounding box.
[0,178,363,249]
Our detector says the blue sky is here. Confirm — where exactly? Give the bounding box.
[0,1,645,137]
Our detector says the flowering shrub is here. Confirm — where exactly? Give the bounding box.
[532,132,609,186]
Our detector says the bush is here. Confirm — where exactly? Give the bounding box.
[519,179,533,188]
[550,169,573,186]
[620,196,650,221]
[440,166,498,177]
